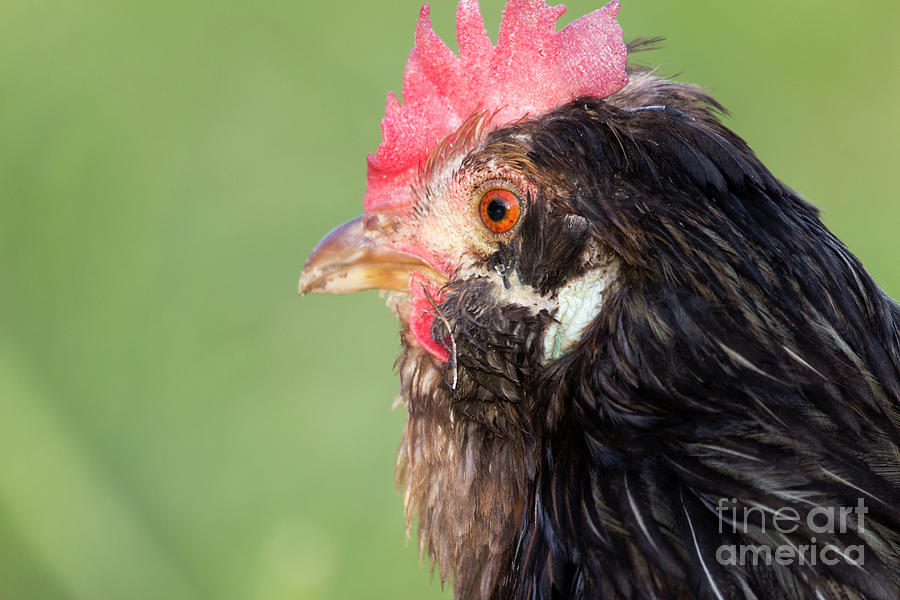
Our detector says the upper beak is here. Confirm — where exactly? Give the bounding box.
[298,215,446,295]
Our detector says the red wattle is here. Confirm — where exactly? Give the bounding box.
[409,273,450,362]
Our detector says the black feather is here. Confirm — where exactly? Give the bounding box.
[394,74,900,600]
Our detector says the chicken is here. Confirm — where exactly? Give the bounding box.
[298,1,900,598]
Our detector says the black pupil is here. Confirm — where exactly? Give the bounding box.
[486,198,508,222]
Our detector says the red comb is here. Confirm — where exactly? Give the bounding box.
[364,0,628,213]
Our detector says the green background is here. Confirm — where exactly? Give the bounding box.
[1,1,897,598]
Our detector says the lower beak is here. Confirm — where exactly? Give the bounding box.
[298,215,445,295]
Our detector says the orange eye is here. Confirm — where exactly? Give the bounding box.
[478,188,521,234]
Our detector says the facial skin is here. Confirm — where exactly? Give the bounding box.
[299,110,611,365]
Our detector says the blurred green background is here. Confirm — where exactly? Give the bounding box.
[0,0,897,598]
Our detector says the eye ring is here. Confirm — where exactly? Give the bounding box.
[478,188,521,234]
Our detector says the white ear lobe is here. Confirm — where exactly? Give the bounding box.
[543,267,616,361]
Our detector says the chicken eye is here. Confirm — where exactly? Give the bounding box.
[478,189,520,234]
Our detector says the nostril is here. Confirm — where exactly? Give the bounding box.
[364,211,403,234]
[364,214,381,231]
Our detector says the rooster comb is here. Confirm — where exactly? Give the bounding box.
[364,0,628,212]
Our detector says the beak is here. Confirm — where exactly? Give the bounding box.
[299,215,445,295]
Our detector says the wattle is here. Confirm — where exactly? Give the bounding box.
[409,273,450,362]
